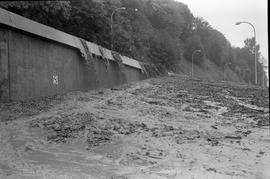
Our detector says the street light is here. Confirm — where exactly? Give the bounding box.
[191,50,201,76]
[235,21,257,85]
[111,7,126,50]
[223,62,232,81]
[110,7,138,50]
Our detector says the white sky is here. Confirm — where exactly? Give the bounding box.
[176,0,268,74]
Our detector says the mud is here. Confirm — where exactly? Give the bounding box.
[0,75,269,178]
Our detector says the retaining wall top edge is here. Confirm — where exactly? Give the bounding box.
[0,8,142,70]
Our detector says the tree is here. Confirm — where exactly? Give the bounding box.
[183,34,203,65]
[208,43,223,66]
[0,1,71,30]
[65,0,110,46]
[244,37,260,55]
[148,37,175,69]
[231,36,264,85]
[1,0,262,85]
[192,17,211,32]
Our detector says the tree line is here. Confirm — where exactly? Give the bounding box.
[0,0,267,85]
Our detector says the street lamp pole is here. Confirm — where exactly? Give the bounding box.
[235,21,257,85]
[111,7,126,50]
[191,50,201,76]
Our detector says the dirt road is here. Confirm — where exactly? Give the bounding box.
[0,75,269,179]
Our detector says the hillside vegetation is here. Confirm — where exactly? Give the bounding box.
[0,0,267,85]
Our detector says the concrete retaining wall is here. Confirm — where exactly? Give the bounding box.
[0,28,9,101]
[0,27,145,101]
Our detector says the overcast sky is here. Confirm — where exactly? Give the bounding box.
[176,0,268,73]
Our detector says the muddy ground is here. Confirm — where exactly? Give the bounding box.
[0,75,269,179]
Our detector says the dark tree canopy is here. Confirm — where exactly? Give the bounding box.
[0,0,266,84]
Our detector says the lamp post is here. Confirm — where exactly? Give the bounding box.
[223,62,232,81]
[111,7,126,50]
[235,21,257,85]
[191,50,201,76]
[110,7,138,51]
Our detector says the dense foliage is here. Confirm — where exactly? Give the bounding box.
[231,37,266,85]
[0,0,266,85]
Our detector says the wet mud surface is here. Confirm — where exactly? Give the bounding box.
[0,75,269,178]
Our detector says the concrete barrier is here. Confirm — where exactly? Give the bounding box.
[0,8,145,101]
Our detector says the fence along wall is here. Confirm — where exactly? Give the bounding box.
[0,8,145,101]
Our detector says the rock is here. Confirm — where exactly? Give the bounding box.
[98,91,104,94]
[207,138,219,146]
[206,168,217,172]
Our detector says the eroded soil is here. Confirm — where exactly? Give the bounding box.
[0,75,269,179]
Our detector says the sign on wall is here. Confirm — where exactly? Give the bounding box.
[53,75,59,85]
